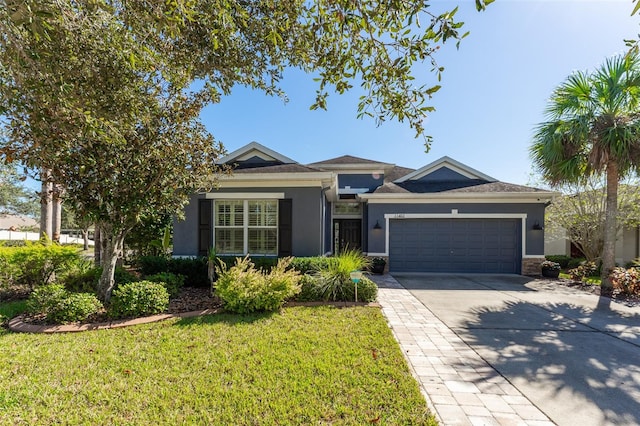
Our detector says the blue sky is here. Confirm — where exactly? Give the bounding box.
[202,0,639,186]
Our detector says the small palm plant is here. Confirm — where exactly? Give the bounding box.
[316,249,371,301]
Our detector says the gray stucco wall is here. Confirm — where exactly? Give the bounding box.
[365,202,547,256]
[173,187,324,257]
[173,194,200,256]
[338,174,384,192]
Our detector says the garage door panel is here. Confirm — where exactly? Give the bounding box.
[389,218,521,274]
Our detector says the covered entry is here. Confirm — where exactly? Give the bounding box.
[389,218,521,273]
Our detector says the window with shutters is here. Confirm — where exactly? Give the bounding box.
[214,200,278,255]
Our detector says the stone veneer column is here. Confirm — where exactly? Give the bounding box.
[522,257,545,276]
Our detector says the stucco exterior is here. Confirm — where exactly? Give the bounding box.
[173,142,556,275]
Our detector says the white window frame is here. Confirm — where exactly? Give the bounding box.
[333,202,362,218]
[214,199,278,256]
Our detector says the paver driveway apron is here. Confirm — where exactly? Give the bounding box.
[394,273,640,426]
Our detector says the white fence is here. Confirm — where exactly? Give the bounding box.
[0,230,94,246]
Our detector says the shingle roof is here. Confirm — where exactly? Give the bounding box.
[384,166,415,183]
[373,180,549,194]
[309,155,388,166]
[233,164,325,174]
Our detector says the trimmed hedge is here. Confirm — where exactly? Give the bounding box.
[26,284,102,324]
[108,281,169,319]
[544,255,572,269]
[289,257,332,274]
[145,272,185,298]
[135,256,208,287]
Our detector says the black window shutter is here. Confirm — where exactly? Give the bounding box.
[198,199,212,257]
[278,199,292,257]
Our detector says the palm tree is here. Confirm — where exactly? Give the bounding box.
[531,53,640,292]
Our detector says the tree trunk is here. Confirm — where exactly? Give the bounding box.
[601,161,619,292]
[40,178,53,240]
[97,224,126,303]
[94,227,101,267]
[51,185,62,243]
[82,228,89,251]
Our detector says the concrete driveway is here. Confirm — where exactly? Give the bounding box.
[393,273,640,426]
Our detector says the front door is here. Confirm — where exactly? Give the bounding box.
[334,219,362,253]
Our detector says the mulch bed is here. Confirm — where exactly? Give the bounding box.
[16,286,222,326]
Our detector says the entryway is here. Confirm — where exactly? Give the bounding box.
[333,219,361,253]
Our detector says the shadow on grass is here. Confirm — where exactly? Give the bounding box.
[459,299,640,425]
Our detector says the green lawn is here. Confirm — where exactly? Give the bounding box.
[0,300,27,327]
[559,272,602,285]
[0,306,437,425]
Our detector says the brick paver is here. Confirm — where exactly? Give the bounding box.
[370,274,553,426]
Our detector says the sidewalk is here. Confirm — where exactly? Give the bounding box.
[370,274,553,426]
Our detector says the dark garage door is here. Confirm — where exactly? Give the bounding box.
[389,218,521,273]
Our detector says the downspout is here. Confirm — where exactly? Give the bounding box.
[320,186,331,255]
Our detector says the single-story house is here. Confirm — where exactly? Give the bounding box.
[174,142,555,275]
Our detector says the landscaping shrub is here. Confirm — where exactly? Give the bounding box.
[295,274,322,302]
[47,293,103,324]
[135,256,208,287]
[108,281,169,319]
[568,261,597,282]
[26,284,67,316]
[168,257,208,286]
[63,266,137,294]
[114,267,137,286]
[341,277,378,302]
[217,256,279,272]
[545,255,572,269]
[26,284,102,323]
[625,258,640,269]
[314,249,372,301]
[135,255,170,276]
[290,256,332,274]
[0,242,84,290]
[609,267,640,296]
[63,267,102,293]
[145,272,185,298]
[215,256,301,314]
[567,257,586,270]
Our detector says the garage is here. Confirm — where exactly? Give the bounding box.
[389,218,521,273]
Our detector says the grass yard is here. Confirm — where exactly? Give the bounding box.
[0,300,26,327]
[0,306,437,425]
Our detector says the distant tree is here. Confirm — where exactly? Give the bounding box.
[545,178,640,262]
[531,53,640,292]
[0,163,38,217]
[61,201,93,250]
[0,0,493,301]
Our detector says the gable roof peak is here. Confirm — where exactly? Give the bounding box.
[217,141,297,165]
[395,156,497,183]
[310,154,393,166]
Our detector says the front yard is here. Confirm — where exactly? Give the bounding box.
[0,306,437,425]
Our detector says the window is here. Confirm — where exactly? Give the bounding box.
[334,202,362,216]
[214,200,278,255]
